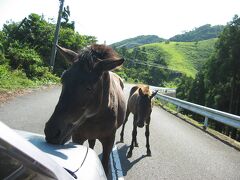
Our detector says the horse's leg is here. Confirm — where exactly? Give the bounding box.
[99,134,115,175]
[133,118,139,147]
[145,123,151,156]
[120,108,130,143]
[127,123,137,158]
[88,139,96,149]
[134,137,139,147]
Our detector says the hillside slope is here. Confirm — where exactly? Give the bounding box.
[137,39,217,77]
[169,24,224,42]
[111,35,165,48]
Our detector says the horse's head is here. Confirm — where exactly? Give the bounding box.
[44,44,124,144]
[136,87,158,128]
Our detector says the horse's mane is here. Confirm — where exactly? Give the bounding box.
[138,84,151,96]
[90,44,119,60]
[79,44,120,71]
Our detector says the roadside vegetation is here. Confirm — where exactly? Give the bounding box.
[0,13,96,92]
[176,15,240,141]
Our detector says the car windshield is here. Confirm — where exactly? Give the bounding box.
[0,144,53,180]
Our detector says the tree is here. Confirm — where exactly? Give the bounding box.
[188,71,205,106]
[206,15,240,115]
[2,13,97,75]
[177,15,240,140]
[176,75,193,100]
[61,5,75,30]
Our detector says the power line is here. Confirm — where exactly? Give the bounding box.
[115,44,181,73]
[124,58,181,73]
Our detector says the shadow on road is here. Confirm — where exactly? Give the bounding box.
[116,143,148,176]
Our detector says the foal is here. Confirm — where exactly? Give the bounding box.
[120,85,158,158]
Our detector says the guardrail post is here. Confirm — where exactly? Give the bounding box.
[177,106,180,114]
[203,117,208,130]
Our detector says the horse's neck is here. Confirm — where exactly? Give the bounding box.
[100,72,111,109]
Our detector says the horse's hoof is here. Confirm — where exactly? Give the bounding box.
[127,152,132,158]
[147,151,151,156]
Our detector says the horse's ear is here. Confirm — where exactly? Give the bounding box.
[150,90,158,99]
[94,58,124,72]
[57,45,78,64]
[139,88,144,96]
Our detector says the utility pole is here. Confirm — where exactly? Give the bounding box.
[50,0,64,70]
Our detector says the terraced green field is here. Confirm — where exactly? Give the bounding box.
[140,39,217,77]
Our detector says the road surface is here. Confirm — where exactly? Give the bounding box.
[0,84,240,180]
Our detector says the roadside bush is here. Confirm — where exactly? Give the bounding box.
[7,42,59,83]
[8,42,41,75]
[0,64,35,91]
[30,65,59,84]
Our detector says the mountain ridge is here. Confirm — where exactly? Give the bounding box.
[111,24,223,48]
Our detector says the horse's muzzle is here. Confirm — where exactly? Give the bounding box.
[44,126,61,144]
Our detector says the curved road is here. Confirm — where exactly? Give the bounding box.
[0,84,240,180]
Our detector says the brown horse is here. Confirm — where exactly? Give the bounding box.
[44,44,126,175]
[120,85,158,158]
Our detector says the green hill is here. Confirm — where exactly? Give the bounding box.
[111,35,165,48]
[140,39,217,77]
[115,38,217,86]
[169,24,224,42]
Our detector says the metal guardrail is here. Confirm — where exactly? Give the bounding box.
[156,93,240,129]
[151,86,176,97]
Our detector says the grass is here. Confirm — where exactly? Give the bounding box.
[140,39,217,78]
[0,64,59,92]
[0,65,34,91]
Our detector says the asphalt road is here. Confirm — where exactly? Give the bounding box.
[0,84,240,180]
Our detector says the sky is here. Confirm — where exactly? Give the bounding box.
[0,0,239,44]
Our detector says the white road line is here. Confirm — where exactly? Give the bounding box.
[110,145,124,180]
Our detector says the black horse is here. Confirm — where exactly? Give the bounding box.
[44,44,126,175]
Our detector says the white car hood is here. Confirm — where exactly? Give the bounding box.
[18,131,88,172]
[17,131,106,180]
[0,121,106,180]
